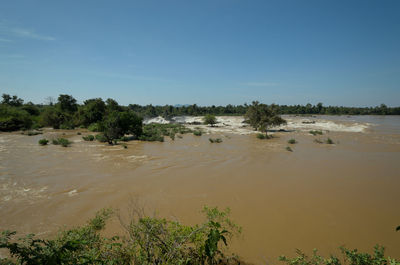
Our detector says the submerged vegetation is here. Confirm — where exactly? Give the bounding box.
[82,134,95,141]
[309,130,323,136]
[38,139,49,145]
[286,146,293,152]
[52,138,71,147]
[209,138,223,143]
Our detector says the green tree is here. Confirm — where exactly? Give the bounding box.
[57,94,77,113]
[203,114,217,127]
[80,98,106,126]
[244,101,286,137]
[101,111,143,144]
[1,94,24,107]
[0,105,33,131]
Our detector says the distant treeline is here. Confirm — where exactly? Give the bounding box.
[129,102,400,117]
[1,93,399,132]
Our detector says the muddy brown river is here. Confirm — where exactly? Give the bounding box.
[1,115,399,263]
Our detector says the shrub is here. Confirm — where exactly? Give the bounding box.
[38,139,49,145]
[209,138,222,143]
[122,143,128,149]
[326,138,334,144]
[193,130,202,136]
[279,245,399,265]
[52,138,71,147]
[286,146,293,152]
[0,206,242,265]
[309,130,323,136]
[288,138,297,144]
[95,133,108,143]
[77,132,81,135]
[88,122,101,132]
[82,135,95,141]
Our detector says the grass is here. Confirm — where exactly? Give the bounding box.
[209,138,223,143]
[52,138,71,147]
[309,130,323,136]
[82,135,95,141]
[38,139,49,145]
[287,138,297,144]
[286,146,293,152]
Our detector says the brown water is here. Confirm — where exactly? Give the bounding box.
[1,116,400,263]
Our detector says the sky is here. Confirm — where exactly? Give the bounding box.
[0,0,399,107]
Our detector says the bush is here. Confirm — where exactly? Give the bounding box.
[286,146,293,152]
[0,206,242,265]
[88,122,102,132]
[138,123,188,142]
[288,138,297,144]
[279,245,399,265]
[193,130,202,136]
[77,132,82,135]
[38,139,49,145]
[95,133,108,143]
[326,138,334,144]
[309,130,323,136]
[209,138,222,143]
[52,138,71,147]
[314,139,323,144]
[82,135,95,141]
[122,143,128,149]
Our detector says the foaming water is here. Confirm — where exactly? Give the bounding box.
[0,116,400,264]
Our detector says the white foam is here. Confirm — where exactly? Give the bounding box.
[142,115,370,134]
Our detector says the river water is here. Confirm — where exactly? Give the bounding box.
[0,115,399,263]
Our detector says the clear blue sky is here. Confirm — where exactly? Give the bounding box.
[0,0,399,106]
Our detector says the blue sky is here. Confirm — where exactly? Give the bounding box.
[0,0,399,106]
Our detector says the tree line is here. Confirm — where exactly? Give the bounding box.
[1,93,399,133]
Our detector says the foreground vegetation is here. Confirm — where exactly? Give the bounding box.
[0,207,398,265]
[0,207,242,265]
